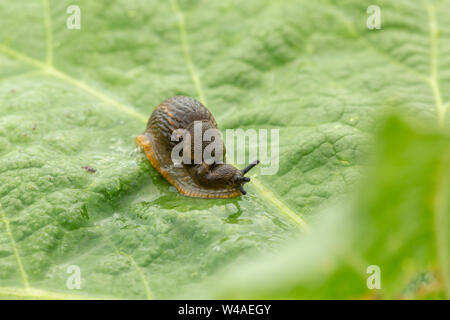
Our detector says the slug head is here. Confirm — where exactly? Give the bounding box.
[225,160,260,195]
[231,171,251,195]
[234,160,260,194]
[191,160,259,196]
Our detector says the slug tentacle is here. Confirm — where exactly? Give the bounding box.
[242,160,260,175]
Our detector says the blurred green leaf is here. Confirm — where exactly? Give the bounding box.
[191,117,449,299]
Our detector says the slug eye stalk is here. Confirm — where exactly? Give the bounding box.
[238,160,260,195]
[241,160,260,175]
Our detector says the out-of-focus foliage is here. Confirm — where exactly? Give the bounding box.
[189,117,449,299]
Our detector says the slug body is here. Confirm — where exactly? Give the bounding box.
[135,96,258,198]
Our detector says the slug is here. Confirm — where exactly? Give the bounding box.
[135,96,259,198]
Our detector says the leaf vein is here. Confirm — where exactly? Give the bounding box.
[426,2,446,127]
[0,204,30,289]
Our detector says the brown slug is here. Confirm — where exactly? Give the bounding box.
[135,96,259,198]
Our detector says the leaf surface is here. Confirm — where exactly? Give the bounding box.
[0,0,449,298]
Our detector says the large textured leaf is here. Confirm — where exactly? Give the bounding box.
[189,117,450,299]
[0,0,449,299]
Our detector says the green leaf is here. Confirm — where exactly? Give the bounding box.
[0,0,449,299]
[189,117,450,299]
